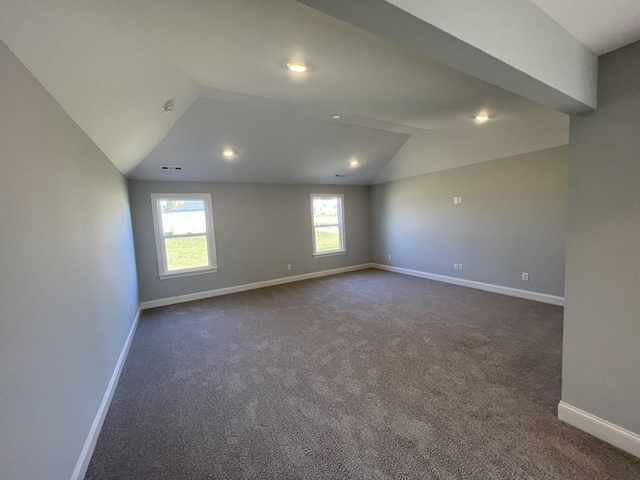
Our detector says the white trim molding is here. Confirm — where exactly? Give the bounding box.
[151,193,218,279]
[558,401,640,459]
[371,264,564,306]
[71,307,142,480]
[310,193,346,257]
[141,264,373,310]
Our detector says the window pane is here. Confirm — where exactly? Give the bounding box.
[313,197,339,226]
[315,226,340,252]
[165,236,209,271]
[160,200,207,236]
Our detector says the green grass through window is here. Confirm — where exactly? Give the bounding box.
[165,236,209,271]
[315,228,340,252]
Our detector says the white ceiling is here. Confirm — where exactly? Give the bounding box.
[129,96,411,185]
[531,0,640,55]
[0,0,635,184]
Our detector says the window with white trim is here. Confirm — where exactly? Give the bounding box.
[151,194,218,279]
[311,194,346,257]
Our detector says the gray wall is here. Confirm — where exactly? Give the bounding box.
[562,41,640,434]
[0,42,139,480]
[371,147,567,296]
[129,181,371,302]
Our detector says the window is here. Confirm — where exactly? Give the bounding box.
[151,194,218,278]
[311,194,346,257]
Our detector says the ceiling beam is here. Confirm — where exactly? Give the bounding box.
[297,0,597,114]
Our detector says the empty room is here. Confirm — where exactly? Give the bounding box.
[1,1,639,479]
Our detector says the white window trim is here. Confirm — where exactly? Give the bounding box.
[151,193,218,279]
[310,193,346,257]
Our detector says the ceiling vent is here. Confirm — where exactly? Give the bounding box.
[335,174,346,178]
[161,166,182,170]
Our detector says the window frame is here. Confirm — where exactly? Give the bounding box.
[310,193,346,257]
[150,193,218,279]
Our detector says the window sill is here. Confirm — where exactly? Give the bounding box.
[313,250,346,258]
[159,267,218,280]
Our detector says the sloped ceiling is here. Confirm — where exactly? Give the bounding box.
[0,0,572,184]
[129,96,411,185]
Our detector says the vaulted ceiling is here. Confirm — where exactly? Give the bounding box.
[0,1,637,185]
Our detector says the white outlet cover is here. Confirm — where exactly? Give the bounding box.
[459,264,463,270]
[459,196,463,204]
[454,197,459,204]
[522,272,529,281]
[454,263,459,270]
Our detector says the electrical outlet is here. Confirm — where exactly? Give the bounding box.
[388,254,391,260]
[458,196,463,204]
[522,272,529,281]
[287,264,292,271]
[459,264,463,271]
[454,197,459,204]
[454,263,459,270]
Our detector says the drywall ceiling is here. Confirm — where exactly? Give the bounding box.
[0,0,578,184]
[129,96,410,185]
[301,0,598,113]
[531,0,640,55]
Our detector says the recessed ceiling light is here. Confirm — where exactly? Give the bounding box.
[287,62,308,73]
[222,148,235,158]
[349,159,360,167]
[474,113,490,124]
[331,114,341,120]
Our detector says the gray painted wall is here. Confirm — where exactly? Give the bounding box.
[129,181,371,302]
[0,41,139,480]
[370,147,567,296]
[562,41,640,434]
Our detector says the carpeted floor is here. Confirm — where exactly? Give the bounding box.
[86,269,640,479]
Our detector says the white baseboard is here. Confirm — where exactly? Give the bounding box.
[71,306,142,480]
[140,263,374,310]
[371,263,564,306]
[558,401,640,458]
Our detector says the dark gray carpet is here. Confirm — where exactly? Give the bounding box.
[86,269,640,479]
